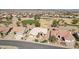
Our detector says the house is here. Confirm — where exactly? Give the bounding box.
[29,27,47,36]
[0,27,10,37]
[28,27,48,41]
[50,27,76,48]
[11,27,26,40]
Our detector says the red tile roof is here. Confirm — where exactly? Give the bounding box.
[51,28,75,40]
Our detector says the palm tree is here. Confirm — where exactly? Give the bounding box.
[48,31,58,43]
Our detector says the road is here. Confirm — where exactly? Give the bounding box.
[0,40,66,49]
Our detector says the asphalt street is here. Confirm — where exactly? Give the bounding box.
[0,40,66,49]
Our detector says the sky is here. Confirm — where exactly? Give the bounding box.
[0,0,79,9]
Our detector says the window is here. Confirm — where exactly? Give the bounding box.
[52,29,56,30]
[58,35,60,38]
[61,37,65,41]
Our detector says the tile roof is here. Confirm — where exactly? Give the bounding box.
[12,27,25,33]
[51,27,75,40]
[0,27,10,33]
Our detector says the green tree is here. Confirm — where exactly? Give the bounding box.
[51,20,60,27]
[6,16,10,21]
[34,14,40,20]
[6,15,13,24]
[16,21,20,26]
[35,20,40,27]
[9,14,13,20]
[18,17,21,21]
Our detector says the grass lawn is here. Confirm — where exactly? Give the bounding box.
[22,19,35,25]
[22,19,40,27]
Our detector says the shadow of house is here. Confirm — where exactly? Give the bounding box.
[73,32,79,41]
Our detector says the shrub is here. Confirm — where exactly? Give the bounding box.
[34,39,39,42]
[71,19,79,24]
[75,42,79,48]
[14,32,16,35]
[40,40,48,43]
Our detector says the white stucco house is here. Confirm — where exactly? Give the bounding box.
[29,27,47,36]
[28,27,48,41]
